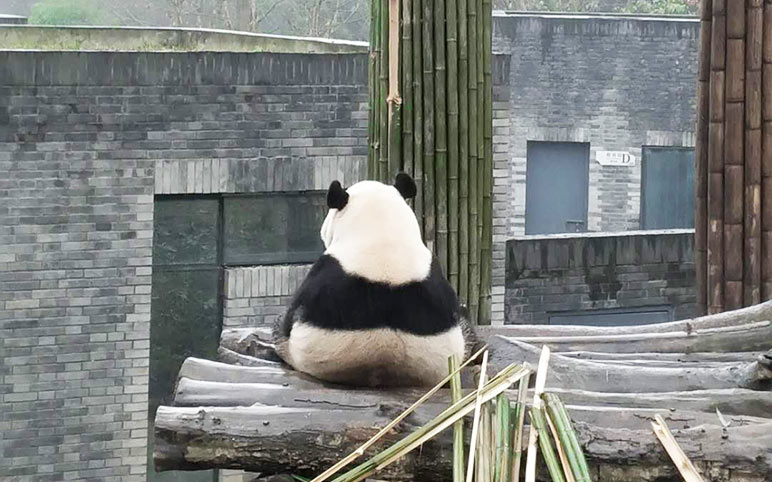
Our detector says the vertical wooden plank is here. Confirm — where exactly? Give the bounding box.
[762,0,772,299]
[695,0,713,315]
[745,0,763,306]
[707,0,726,313]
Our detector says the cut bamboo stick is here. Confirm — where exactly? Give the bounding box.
[524,346,550,482]
[529,406,566,482]
[510,372,530,482]
[494,393,511,482]
[378,0,390,182]
[480,0,493,325]
[458,0,470,307]
[651,414,706,482]
[465,350,488,482]
[449,355,465,482]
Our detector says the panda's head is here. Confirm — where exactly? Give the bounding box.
[320,172,432,286]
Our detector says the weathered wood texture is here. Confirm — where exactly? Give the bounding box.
[697,0,772,313]
[155,303,772,480]
[367,0,492,324]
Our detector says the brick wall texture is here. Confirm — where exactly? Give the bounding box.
[491,13,699,237]
[505,230,697,325]
[0,50,368,481]
[1,13,701,480]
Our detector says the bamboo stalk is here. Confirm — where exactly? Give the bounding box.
[447,0,460,291]
[387,0,402,180]
[479,0,493,325]
[312,345,487,482]
[524,346,550,482]
[449,355,465,482]
[422,0,435,250]
[401,0,413,181]
[467,0,479,324]
[370,0,382,179]
[494,394,511,482]
[478,402,493,482]
[529,407,567,482]
[762,0,772,300]
[435,0,449,276]
[544,405,576,482]
[707,0,726,313]
[332,362,530,482]
[510,373,530,482]
[651,414,706,482]
[465,351,489,482]
[745,0,763,306]
[542,394,592,482]
[412,0,424,233]
[723,1,745,311]
[458,0,470,307]
[367,0,376,178]
[695,0,712,315]
[379,0,390,182]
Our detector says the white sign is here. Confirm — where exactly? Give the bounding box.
[596,151,635,167]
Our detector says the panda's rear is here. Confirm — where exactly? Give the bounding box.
[272,173,476,388]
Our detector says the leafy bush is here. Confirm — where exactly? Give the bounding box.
[29,0,107,25]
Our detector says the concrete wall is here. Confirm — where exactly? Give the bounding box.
[0,49,368,482]
[491,12,699,238]
[505,230,697,325]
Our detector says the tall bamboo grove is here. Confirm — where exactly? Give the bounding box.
[695,0,772,314]
[367,0,493,324]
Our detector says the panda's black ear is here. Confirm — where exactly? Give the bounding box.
[394,172,417,199]
[327,180,349,210]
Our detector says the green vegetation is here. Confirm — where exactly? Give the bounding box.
[29,0,109,25]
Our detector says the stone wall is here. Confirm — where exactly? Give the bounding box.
[0,49,368,482]
[505,230,697,325]
[492,12,699,236]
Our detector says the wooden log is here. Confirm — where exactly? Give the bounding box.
[476,298,772,337]
[487,337,772,392]
[493,320,772,355]
[153,404,772,480]
[555,350,764,364]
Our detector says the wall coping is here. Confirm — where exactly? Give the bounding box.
[0,25,368,53]
[510,229,694,242]
[493,10,699,23]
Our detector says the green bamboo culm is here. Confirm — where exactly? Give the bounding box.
[542,393,593,482]
[366,0,492,323]
[448,355,465,482]
[493,394,511,482]
[529,406,567,482]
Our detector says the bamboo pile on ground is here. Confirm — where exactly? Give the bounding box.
[368,0,493,324]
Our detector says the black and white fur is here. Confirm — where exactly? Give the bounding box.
[273,173,477,387]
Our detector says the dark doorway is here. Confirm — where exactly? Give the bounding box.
[525,141,590,235]
[640,146,695,230]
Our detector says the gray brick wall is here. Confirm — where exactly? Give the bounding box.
[491,13,698,236]
[505,230,697,325]
[0,50,368,481]
[223,266,312,328]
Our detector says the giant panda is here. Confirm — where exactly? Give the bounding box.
[273,172,478,388]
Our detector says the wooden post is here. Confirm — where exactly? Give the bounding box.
[695,0,713,315]
[435,0,449,275]
[745,0,764,307]
[447,0,460,291]
[401,0,414,182]
[707,0,726,314]
[413,0,424,234]
[723,0,745,310]
[387,0,402,180]
[762,0,772,300]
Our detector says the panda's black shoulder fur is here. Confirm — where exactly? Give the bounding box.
[279,254,459,337]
